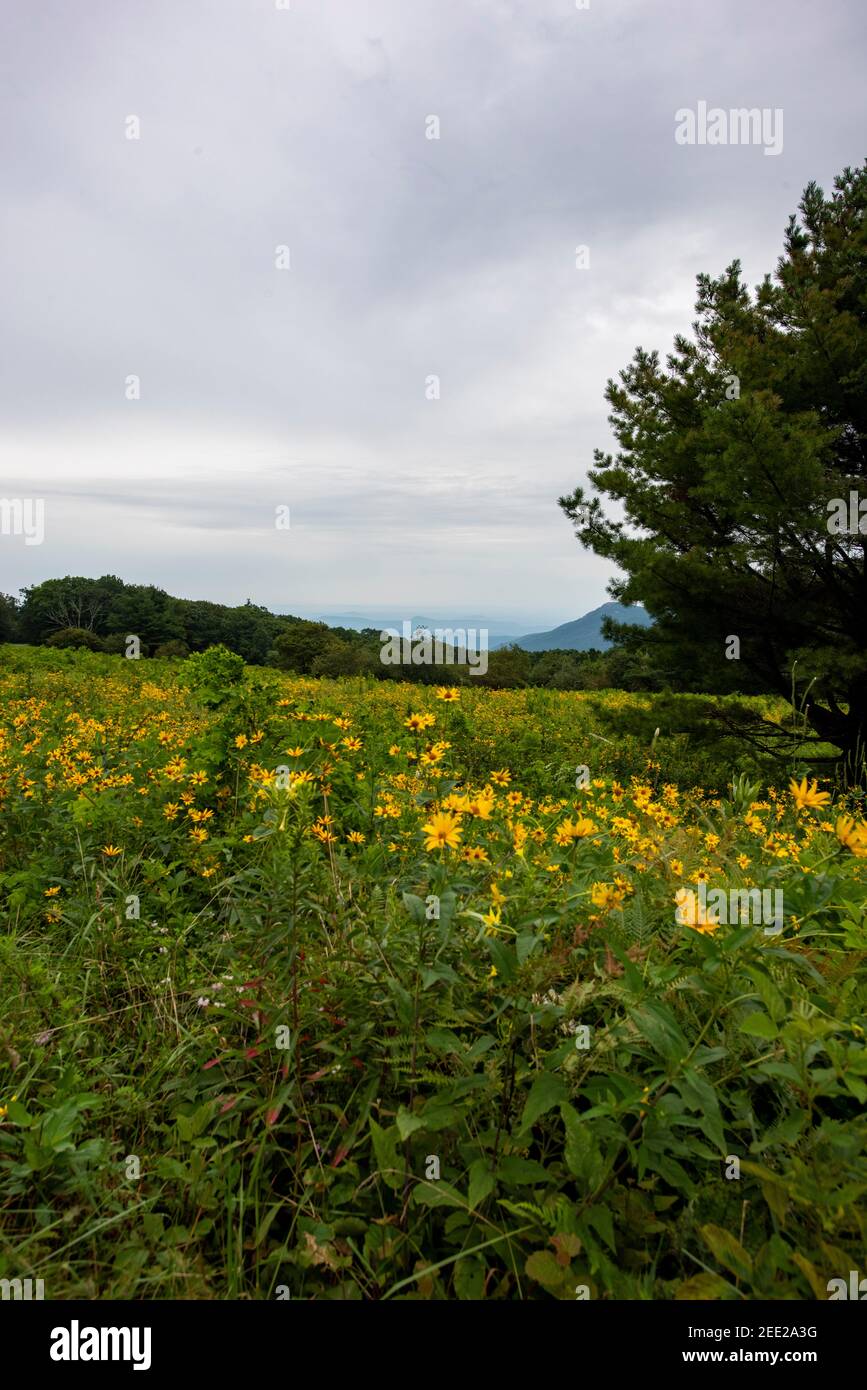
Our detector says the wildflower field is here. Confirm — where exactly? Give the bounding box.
[1,644,866,1301]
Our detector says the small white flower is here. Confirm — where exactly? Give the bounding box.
[197,997,210,1008]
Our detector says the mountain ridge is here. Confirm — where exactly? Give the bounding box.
[493,602,652,652]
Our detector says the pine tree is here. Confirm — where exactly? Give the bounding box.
[560,164,867,769]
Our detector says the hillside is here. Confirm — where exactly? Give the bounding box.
[498,602,652,652]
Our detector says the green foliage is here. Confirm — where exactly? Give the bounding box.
[0,593,20,643]
[0,647,864,1300]
[475,645,532,688]
[185,643,246,700]
[561,163,867,766]
[17,575,301,666]
[44,627,106,651]
[268,621,336,674]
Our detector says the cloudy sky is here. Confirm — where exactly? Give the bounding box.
[2,0,864,627]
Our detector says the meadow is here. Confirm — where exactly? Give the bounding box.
[1,644,865,1300]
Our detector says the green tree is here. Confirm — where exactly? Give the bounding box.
[19,575,124,641]
[0,592,20,642]
[105,584,185,649]
[268,621,333,674]
[560,164,867,767]
[222,601,283,664]
[477,644,532,688]
[311,638,378,678]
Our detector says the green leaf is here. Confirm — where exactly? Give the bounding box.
[791,1252,827,1300]
[419,1102,462,1132]
[464,1035,497,1061]
[560,1103,605,1189]
[369,1119,403,1191]
[385,978,415,1027]
[421,966,456,990]
[739,1011,778,1040]
[754,1060,800,1082]
[467,1159,495,1211]
[525,1250,565,1288]
[519,1073,568,1133]
[637,1144,697,1196]
[401,892,426,924]
[679,1068,725,1152]
[454,1256,485,1300]
[629,1001,690,1061]
[40,1096,95,1148]
[486,937,517,982]
[425,1028,462,1054]
[585,1204,616,1252]
[496,1155,549,1186]
[516,930,540,965]
[744,965,787,1022]
[699,1223,752,1280]
[675,1273,733,1300]
[395,1107,424,1141]
[605,941,643,993]
[153,1156,188,1181]
[5,1100,33,1127]
[413,1180,465,1209]
[23,1140,54,1171]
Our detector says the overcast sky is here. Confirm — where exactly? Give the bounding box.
[1,0,864,627]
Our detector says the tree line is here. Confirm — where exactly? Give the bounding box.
[0,574,662,690]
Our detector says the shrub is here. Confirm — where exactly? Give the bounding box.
[44,627,105,651]
[154,639,190,659]
[184,643,246,706]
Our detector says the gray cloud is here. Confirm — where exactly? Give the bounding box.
[1,0,864,623]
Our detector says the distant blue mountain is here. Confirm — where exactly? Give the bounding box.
[494,602,652,652]
[282,610,538,643]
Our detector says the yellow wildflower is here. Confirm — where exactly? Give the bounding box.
[789,777,830,811]
[836,816,867,857]
[422,811,463,851]
[674,888,720,933]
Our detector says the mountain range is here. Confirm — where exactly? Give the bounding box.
[284,609,530,642]
[493,602,652,651]
[292,602,652,652]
